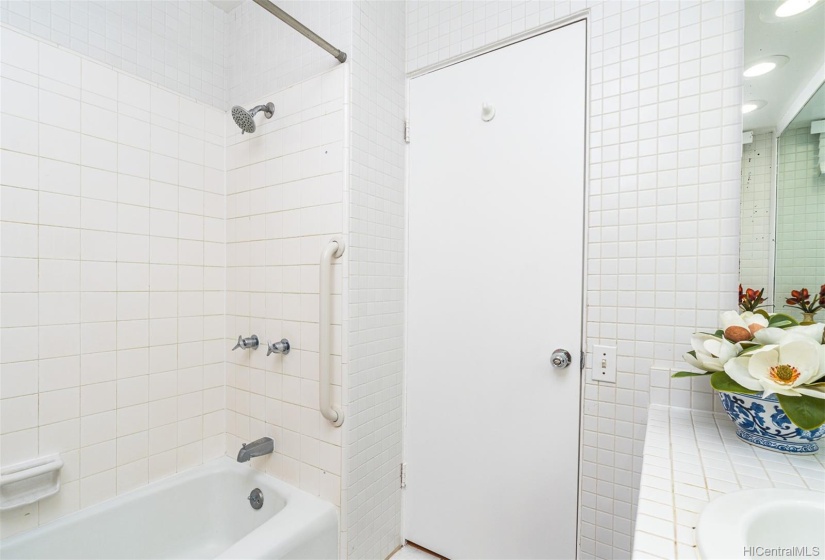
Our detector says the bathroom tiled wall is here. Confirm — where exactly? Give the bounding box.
[406,2,744,558]
[222,65,347,511]
[343,2,407,559]
[225,0,353,112]
[0,1,227,109]
[0,26,226,538]
[216,2,408,556]
[739,131,773,306]
[775,125,825,322]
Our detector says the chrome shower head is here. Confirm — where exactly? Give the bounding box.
[231,102,274,134]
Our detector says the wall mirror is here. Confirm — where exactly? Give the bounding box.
[740,0,825,322]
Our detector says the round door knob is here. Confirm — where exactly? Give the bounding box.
[551,349,571,368]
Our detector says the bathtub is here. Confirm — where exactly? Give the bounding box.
[0,457,338,559]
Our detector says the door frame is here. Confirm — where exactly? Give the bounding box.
[401,11,592,556]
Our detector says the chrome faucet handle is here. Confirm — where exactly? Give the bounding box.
[267,338,290,356]
[232,335,259,351]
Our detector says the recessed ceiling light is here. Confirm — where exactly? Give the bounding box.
[743,55,790,77]
[775,0,819,17]
[743,100,767,114]
[744,62,776,77]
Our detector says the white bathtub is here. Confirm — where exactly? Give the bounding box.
[0,457,338,559]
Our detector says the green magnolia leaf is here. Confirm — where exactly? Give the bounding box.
[672,371,711,378]
[776,394,825,431]
[710,371,760,394]
[739,344,763,355]
[768,313,799,329]
[755,309,771,319]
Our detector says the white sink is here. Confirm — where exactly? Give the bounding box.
[697,488,825,560]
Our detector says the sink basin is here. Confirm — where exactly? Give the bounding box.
[697,488,825,559]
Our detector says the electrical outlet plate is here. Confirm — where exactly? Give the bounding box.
[592,345,617,383]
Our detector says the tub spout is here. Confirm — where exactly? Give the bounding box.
[237,437,274,463]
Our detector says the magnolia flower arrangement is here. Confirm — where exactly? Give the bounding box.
[674,286,825,431]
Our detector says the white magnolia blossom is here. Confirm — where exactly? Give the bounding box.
[685,333,742,372]
[753,323,825,346]
[724,338,825,399]
[721,310,769,333]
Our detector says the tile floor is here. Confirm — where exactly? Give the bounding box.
[391,544,443,559]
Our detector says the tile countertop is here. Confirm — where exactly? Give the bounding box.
[632,405,825,559]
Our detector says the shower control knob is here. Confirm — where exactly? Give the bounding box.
[266,339,290,356]
[232,335,259,351]
[551,349,572,369]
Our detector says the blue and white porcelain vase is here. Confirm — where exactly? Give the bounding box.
[719,392,825,454]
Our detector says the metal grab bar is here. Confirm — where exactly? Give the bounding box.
[320,237,345,427]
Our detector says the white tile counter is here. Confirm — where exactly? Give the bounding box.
[632,405,825,559]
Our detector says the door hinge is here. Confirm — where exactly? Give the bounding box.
[580,351,585,371]
[404,121,410,143]
[400,462,407,488]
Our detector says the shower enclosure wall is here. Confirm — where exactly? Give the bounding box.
[0,1,406,558]
[224,65,348,508]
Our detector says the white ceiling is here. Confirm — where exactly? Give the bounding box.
[743,0,825,131]
[787,82,825,128]
[208,0,244,13]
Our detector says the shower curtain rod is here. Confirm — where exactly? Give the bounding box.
[252,0,347,63]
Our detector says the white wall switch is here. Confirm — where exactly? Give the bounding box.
[591,345,617,383]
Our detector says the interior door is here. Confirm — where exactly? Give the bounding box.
[405,21,587,559]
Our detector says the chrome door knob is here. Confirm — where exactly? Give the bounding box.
[551,349,571,368]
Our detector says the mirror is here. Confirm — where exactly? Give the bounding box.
[774,84,825,323]
[740,0,825,322]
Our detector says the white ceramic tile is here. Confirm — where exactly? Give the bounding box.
[3,4,226,109]
[0,27,227,539]
[343,2,406,557]
[39,387,79,426]
[0,395,39,434]
[634,405,825,559]
[1,114,39,154]
[223,66,346,527]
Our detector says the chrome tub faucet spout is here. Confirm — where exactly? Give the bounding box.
[237,437,274,463]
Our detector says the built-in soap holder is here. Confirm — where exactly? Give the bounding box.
[0,454,63,511]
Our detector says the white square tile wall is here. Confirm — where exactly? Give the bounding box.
[344,2,407,559]
[222,65,347,513]
[739,131,774,304]
[0,2,750,558]
[774,125,825,322]
[406,2,744,558]
[0,1,227,109]
[225,0,353,110]
[648,367,716,413]
[0,27,226,538]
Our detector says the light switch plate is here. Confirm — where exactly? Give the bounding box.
[592,345,617,383]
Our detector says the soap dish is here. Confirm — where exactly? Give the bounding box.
[0,455,63,511]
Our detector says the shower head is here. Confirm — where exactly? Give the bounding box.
[231,102,275,134]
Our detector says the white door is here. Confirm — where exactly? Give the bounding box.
[405,21,587,560]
